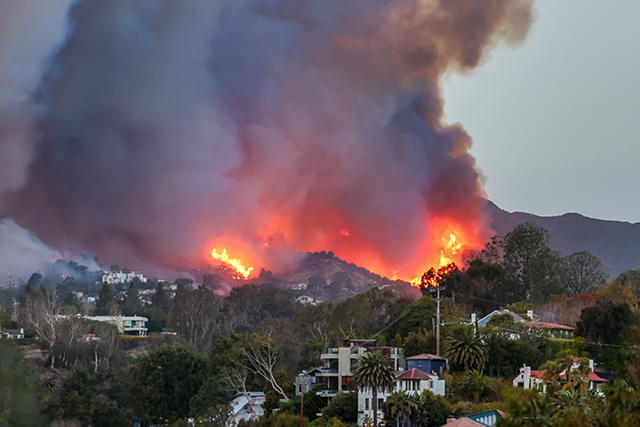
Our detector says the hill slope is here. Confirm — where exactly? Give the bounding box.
[486,201,640,277]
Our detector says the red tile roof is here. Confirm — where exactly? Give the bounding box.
[530,370,546,379]
[526,321,575,331]
[406,353,446,360]
[395,369,432,380]
[589,372,608,382]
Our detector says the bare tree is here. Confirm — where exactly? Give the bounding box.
[20,288,62,368]
[564,251,608,294]
[242,330,289,402]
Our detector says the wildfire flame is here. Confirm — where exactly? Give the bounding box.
[210,248,254,279]
[439,233,462,268]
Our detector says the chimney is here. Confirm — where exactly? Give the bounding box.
[471,313,476,323]
[527,310,534,320]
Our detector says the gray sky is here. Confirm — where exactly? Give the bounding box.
[443,0,640,223]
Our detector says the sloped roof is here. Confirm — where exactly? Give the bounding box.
[526,321,575,331]
[407,353,446,361]
[477,309,526,327]
[443,417,484,426]
[395,368,432,380]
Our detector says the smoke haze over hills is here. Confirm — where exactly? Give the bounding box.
[0,1,534,279]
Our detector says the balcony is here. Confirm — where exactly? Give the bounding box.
[320,348,339,359]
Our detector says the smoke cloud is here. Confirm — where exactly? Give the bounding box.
[0,0,534,279]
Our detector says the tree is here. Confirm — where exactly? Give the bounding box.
[168,285,226,350]
[383,391,419,426]
[95,283,117,315]
[502,223,565,302]
[595,280,638,309]
[416,390,450,427]
[322,392,357,424]
[576,301,636,345]
[19,287,62,367]
[443,325,487,371]
[130,344,205,423]
[353,351,396,427]
[120,283,142,315]
[564,251,608,294]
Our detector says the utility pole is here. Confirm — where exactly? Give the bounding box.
[299,373,305,427]
[436,284,441,356]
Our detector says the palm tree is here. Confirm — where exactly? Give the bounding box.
[354,351,396,427]
[385,391,419,426]
[443,325,487,371]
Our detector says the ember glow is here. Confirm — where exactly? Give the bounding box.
[210,248,254,279]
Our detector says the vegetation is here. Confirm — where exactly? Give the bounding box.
[3,222,640,425]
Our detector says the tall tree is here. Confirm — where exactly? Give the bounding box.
[443,325,487,371]
[120,283,142,315]
[353,351,396,427]
[564,251,608,294]
[502,222,565,302]
[95,283,116,315]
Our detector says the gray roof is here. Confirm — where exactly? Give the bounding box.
[477,310,526,327]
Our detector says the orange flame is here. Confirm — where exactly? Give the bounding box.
[210,248,255,279]
[439,233,462,268]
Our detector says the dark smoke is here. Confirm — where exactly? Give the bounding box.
[0,0,535,277]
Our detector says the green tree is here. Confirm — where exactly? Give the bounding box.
[502,223,565,302]
[383,391,419,426]
[120,283,142,315]
[0,342,45,426]
[353,351,396,427]
[564,251,608,294]
[322,392,357,424]
[444,325,487,371]
[131,344,205,423]
[95,283,116,315]
[416,390,450,427]
[576,301,636,346]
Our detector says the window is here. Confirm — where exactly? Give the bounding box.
[365,398,369,410]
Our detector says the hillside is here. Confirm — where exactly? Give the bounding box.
[486,201,640,277]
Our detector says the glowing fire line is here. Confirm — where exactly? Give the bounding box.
[211,248,254,279]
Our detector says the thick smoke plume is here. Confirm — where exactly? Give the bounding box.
[0,0,534,279]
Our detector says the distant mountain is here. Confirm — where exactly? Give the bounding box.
[486,201,640,277]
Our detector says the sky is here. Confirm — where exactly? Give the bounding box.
[443,0,640,223]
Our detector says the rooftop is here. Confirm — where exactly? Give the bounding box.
[406,353,447,361]
[395,368,433,380]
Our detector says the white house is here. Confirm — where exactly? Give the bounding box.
[85,315,148,336]
[101,271,147,285]
[513,359,607,393]
[358,369,445,424]
[226,392,265,426]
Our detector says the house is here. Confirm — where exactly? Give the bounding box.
[477,309,530,328]
[358,368,445,424]
[296,295,319,305]
[101,271,147,285]
[444,409,504,426]
[226,392,265,426]
[407,353,448,377]
[84,315,148,336]
[295,368,320,395]
[309,339,404,400]
[513,359,607,393]
[524,322,575,339]
[0,328,24,339]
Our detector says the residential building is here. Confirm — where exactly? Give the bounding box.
[314,339,404,399]
[101,271,148,285]
[226,392,265,426]
[406,353,448,377]
[357,368,445,424]
[525,321,575,339]
[513,359,607,393]
[477,309,529,327]
[445,409,504,426]
[0,328,24,339]
[85,315,148,336]
[295,369,319,396]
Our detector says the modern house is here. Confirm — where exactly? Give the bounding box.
[226,392,265,426]
[310,339,404,399]
[406,353,448,377]
[85,315,148,336]
[101,271,148,285]
[513,359,607,393]
[357,368,445,424]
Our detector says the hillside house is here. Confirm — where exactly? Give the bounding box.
[406,353,448,376]
[357,368,445,424]
[85,315,148,336]
[226,392,265,426]
[513,359,607,393]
